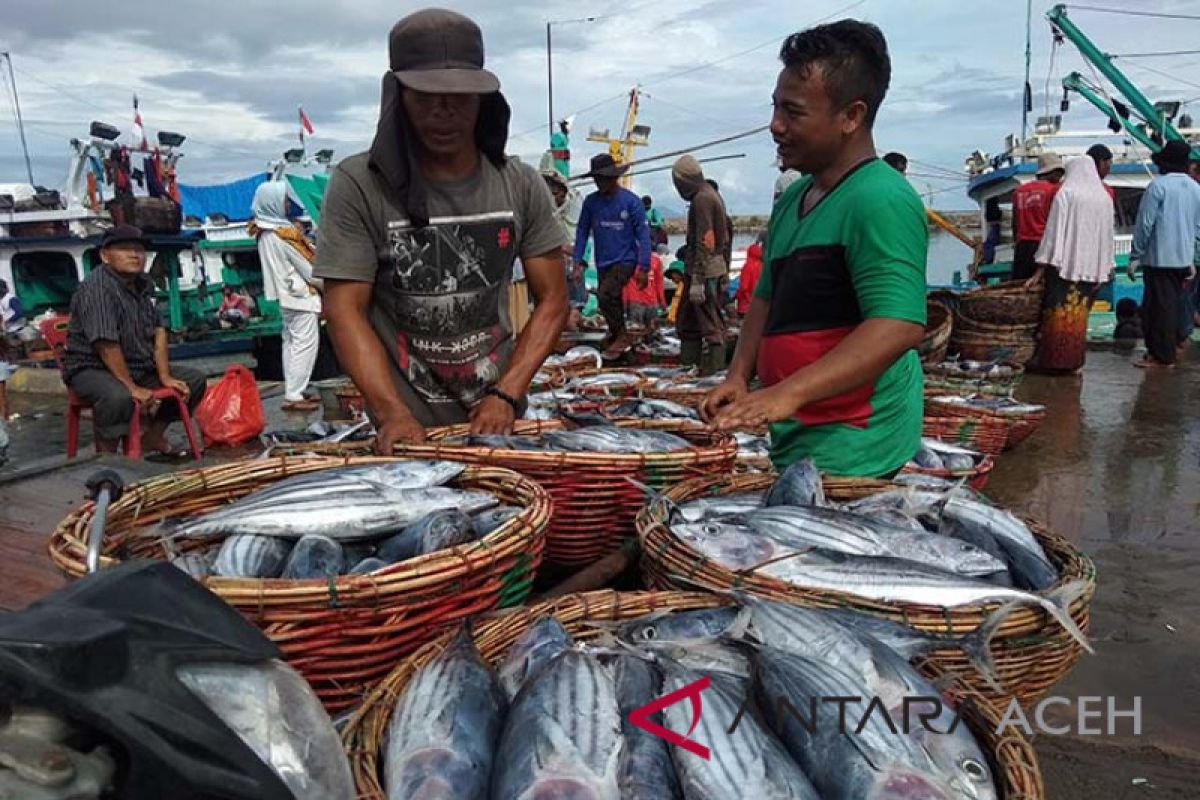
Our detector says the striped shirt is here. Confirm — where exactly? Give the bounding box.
[63,264,161,382]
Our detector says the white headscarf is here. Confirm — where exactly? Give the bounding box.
[1034,156,1115,283]
[251,181,291,230]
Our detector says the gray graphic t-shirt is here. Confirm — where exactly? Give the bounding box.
[315,153,565,426]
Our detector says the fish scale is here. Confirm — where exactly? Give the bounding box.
[661,666,818,800]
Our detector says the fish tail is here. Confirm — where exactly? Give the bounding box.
[958,601,1021,693]
[622,476,677,516]
[1043,579,1094,654]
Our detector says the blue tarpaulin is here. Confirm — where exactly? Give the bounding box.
[178,172,270,222]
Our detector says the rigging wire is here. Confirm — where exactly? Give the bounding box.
[1120,60,1200,94]
[1112,49,1200,59]
[1066,5,1200,22]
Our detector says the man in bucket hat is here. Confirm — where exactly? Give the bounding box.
[572,153,652,359]
[316,8,569,454]
[1010,152,1065,281]
[1130,139,1200,367]
[62,224,207,457]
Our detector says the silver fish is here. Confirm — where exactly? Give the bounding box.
[212,534,291,578]
[280,534,345,579]
[168,551,214,580]
[498,616,574,701]
[733,506,1008,578]
[942,495,1058,589]
[385,626,506,800]
[661,665,818,800]
[616,606,741,644]
[472,506,523,537]
[764,458,826,507]
[732,596,1003,790]
[169,487,498,542]
[348,557,388,575]
[750,646,959,800]
[671,492,765,523]
[543,427,691,454]
[491,650,623,800]
[893,473,957,490]
[611,655,682,800]
[670,520,800,571]
[378,510,479,563]
[756,550,1092,653]
[613,398,700,421]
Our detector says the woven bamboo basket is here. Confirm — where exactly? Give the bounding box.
[959,281,1044,325]
[924,362,1025,398]
[47,456,550,711]
[637,473,1095,709]
[378,420,737,567]
[919,300,953,365]
[926,399,1046,450]
[922,414,1012,455]
[954,310,1040,340]
[342,590,1045,800]
[951,335,1037,368]
[902,453,996,490]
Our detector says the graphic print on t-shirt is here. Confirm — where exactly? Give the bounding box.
[386,211,516,408]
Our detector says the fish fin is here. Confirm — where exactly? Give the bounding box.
[1042,579,1095,654]
[957,601,1019,694]
[622,476,680,518]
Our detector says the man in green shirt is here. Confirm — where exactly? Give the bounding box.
[643,195,668,248]
[702,19,927,478]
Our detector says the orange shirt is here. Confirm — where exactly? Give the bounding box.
[624,253,666,307]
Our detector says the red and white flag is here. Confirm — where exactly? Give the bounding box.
[132,94,147,149]
[298,106,314,144]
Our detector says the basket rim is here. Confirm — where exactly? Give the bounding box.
[47,456,552,602]
[635,472,1096,636]
[342,588,1044,800]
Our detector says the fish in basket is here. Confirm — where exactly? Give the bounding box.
[341,590,1045,799]
[47,456,552,710]
[637,463,1096,709]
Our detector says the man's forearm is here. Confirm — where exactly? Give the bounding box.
[497,291,569,398]
[95,342,139,390]
[778,318,923,408]
[728,297,768,382]
[153,328,171,379]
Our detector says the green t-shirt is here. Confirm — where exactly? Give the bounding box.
[754,159,927,477]
[646,207,665,229]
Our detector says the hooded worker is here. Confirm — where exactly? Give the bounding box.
[672,154,731,374]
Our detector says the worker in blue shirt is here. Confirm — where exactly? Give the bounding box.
[1129,140,1200,367]
[573,153,651,358]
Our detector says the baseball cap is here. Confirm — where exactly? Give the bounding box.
[388,8,500,95]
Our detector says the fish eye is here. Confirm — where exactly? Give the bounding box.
[641,627,657,641]
[962,758,989,781]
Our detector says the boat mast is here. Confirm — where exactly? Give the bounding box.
[1021,0,1033,152]
[1,51,36,185]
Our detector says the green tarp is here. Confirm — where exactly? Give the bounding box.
[286,173,330,224]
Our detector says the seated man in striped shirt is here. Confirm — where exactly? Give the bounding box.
[62,225,207,456]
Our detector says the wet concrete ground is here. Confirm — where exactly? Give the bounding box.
[986,345,1200,797]
[2,347,1198,796]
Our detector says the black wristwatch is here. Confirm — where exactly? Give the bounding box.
[484,385,520,411]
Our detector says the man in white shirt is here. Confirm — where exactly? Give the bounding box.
[250,182,323,410]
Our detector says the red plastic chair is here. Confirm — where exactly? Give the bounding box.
[39,316,202,460]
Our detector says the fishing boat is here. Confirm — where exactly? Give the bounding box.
[958,3,1200,339]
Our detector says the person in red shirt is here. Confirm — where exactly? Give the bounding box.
[624,248,667,329]
[735,239,764,316]
[1011,153,1064,281]
[217,285,254,328]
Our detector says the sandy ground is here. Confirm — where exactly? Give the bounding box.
[2,346,1199,796]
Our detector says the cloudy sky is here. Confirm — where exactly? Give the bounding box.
[3,0,1200,214]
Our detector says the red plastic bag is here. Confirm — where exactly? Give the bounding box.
[194,364,264,446]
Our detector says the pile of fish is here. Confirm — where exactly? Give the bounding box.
[544,345,605,371]
[908,438,985,472]
[662,460,1092,653]
[162,461,523,580]
[442,424,696,455]
[384,597,1006,799]
[651,371,728,394]
[569,371,645,396]
[932,360,1021,378]
[259,418,373,449]
[929,395,1045,417]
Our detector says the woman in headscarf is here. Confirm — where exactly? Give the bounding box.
[1027,156,1115,373]
[249,181,323,410]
